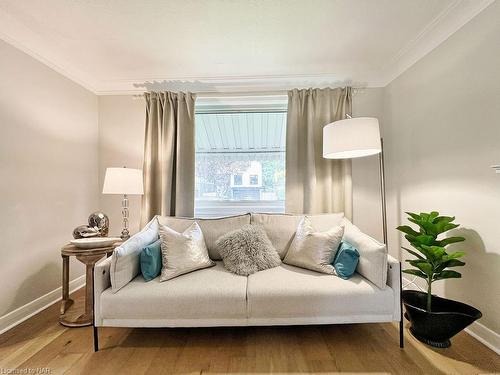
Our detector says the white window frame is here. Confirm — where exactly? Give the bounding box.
[195,94,287,218]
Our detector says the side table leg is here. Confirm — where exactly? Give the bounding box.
[85,263,94,319]
[60,255,73,315]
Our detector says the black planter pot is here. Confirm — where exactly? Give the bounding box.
[402,290,482,348]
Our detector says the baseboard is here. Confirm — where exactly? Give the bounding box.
[465,321,500,355]
[0,275,86,335]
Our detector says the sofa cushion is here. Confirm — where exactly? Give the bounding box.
[251,213,344,258]
[247,264,394,321]
[111,217,159,293]
[283,216,344,274]
[342,219,388,289]
[159,222,215,281]
[101,262,247,321]
[157,214,251,260]
[140,239,162,282]
[333,241,360,279]
[216,225,281,276]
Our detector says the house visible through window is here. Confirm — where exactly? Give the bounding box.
[195,101,287,217]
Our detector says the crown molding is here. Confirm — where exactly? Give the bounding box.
[379,0,496,86]
[0,8,99,93]
[0,1,494,94]
[94,74,380,96]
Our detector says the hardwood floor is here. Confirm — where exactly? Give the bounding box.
[1,289,498,374]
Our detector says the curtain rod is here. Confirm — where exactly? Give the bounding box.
[131,87,364,100]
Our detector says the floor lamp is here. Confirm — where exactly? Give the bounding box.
[323,116,404,348]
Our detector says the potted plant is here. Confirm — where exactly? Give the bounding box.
[397,211,482,348]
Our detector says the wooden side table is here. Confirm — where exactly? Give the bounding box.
[59,241,122,327]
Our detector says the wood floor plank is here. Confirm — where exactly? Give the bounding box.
[0,288,498,375]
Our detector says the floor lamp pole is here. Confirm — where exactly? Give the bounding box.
[380,137,405,348]
[379,138,388,245]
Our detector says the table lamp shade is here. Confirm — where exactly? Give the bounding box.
[102,168,144,195]
[323,117,381,159]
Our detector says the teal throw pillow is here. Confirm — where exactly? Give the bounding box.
[140,239,162,281]
[333,241,360,279]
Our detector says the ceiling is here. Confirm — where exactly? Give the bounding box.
[0,0,494,94]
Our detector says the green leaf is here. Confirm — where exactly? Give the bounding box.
[445,251,465,260]
[414,262,433,276]
[396,225,420,237]
[414,234,436,246]
[422,245,446,264]
[437,236,465,247]
[433,270,462,281]
[435,259,465,272]
[403,269,427,279]
[429,211,440,221]
[406,259,430,267]
[402,246,424,260]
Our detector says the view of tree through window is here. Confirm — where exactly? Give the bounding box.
[195,111,286,217]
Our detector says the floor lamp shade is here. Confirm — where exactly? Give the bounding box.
[102,168,144,195]
[323,117,381,159]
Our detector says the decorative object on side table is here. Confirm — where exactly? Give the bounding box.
[102,167,144,240]
[59,240,122,327]
[397,212,482,348]
[72,211,110,239]
[70,237,122,249]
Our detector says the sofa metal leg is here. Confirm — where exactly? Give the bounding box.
[399,318,404,348]
[399,261,404,348]
[92,266,99,352]
[93,325,99,352]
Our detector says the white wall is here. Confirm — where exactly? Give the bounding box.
[98,96,145,236]
[352,88,385,242]
[0,40,99,317]
[384,2,500,334]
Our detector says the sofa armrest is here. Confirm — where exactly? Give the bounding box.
[94,256,112,326]
[387,254,402,321]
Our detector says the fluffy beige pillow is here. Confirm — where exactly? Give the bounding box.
[283,216,344,274]
[159,222,215,281]
[216,225,281,276]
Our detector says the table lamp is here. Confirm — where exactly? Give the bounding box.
[102,167,144,240]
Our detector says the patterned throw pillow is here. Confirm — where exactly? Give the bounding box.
[216,225,281,276]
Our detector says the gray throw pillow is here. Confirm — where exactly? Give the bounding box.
[216,225,281,276]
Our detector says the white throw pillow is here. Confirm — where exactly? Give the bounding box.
[157,214,251,260]
[283,216,344,274]
[251,212,344,258]
[110,217,159,293]
[159,222,215,281]
[342,218,388,289]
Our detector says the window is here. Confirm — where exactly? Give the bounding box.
[233,174,243,186]
[195,98,287,217]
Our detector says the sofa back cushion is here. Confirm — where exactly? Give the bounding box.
[157,213,251,260]
[111,217,159,293]
[342,218,388,289]
[251,213,344,258]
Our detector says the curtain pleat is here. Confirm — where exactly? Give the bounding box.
[285,87,353,218]
[141,91,196,226]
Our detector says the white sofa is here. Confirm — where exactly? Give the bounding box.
[93,213,403,351]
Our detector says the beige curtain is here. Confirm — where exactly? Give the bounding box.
[286,87,353,218]
[141,91,196,226]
